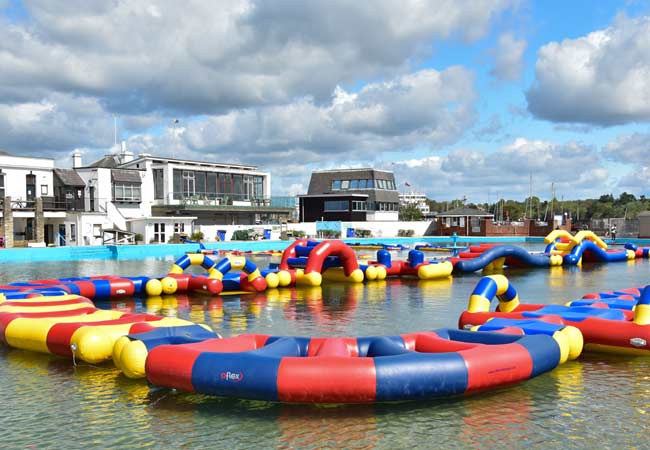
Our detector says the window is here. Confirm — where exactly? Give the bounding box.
[174,222,185,233]
[341,180,349,190]
[41,185,48,195]
[70,224,76,242]
[352,201,366,211]
[182,170,195,196]
[113,183,141,202]
[358,179,367,189]
[324,200,349,212]
[349,179,359,189]
[331,180,342,191]
[0,173,4,198]
[377,179,386,189]
[367,179,374,188]
[154,223,166,243]
[153,169,164,199]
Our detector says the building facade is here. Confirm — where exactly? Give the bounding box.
[298,169,400,222]
[399,192,431,216]
[0,146,295,247]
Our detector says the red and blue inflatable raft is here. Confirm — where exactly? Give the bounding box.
[143,328,565,403]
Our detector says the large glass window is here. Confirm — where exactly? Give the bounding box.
[324,200,349,211]
[153,169,164,199]
[331,180,341,191]
[341,180,349,190]
[195,172,206,196]
[367,179,374,188]
[173,169,182,198]
[358,179,367,189]
[113,183,141,202]
[182,170,195,196]
[207,173,217,197]
[349,179,359,189]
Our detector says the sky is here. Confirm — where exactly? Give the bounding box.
[1,0,650,203]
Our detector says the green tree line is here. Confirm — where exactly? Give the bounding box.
[422,192,650,223]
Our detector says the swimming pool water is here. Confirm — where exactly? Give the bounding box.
[0,249,648,449]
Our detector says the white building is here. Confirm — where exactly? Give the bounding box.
[399,192,430,216]
[0,151,68,245]
[72,147,294,244]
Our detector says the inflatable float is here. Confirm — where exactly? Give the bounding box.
[370,249,453,280]
[0,293,197,363]
[143,328,566,403]
[277,239,382,286]
[458,275,650,355]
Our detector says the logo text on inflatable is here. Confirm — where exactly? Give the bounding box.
[220,371,244,382]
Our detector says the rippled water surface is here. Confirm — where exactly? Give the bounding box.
[0,246,649,449]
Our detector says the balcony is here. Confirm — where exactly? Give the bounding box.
[0,196,86,212]
[160,193,296,212]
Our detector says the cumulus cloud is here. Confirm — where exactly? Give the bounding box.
[527,14,650,125]
[490,33,526,81]
[388,137,611,201]
[0,0,507,115]
[602,131,650,165]
[126,67,477,168]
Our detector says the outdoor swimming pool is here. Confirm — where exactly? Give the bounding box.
[0,248,648,449]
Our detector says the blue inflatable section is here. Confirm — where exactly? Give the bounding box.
[453,245,552,273]
[563,240,629,265]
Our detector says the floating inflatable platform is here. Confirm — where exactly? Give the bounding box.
[0,292,198,363]
[144,328,566,403]
[459,275,650,355]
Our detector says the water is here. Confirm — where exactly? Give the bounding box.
[0,248,649,449]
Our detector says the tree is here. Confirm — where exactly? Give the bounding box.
[399,204,424,221]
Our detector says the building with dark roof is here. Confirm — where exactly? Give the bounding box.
[298,168,399,222]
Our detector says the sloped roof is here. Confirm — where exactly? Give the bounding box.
[111,169,141,183]
[435,206,493,217]
[85,155,120,168]
[54,168,86,186]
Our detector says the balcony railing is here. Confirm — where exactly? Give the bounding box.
[163,193,296,211]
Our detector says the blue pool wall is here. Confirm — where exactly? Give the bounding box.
[1,236,649,263]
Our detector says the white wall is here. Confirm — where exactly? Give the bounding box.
[197,220,432,241]
[0,154,54,200]
[128,217,195,243]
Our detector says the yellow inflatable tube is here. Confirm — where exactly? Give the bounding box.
[4,310,123,354]
[70,316,195,364]
[417,261,453,279]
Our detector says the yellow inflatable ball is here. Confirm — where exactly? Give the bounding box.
[160,276,178,295]
[119,339,149,379]
[265,272,280,289]
[145,279,163,296]
[364,265,378,281]
[276,270,293,287]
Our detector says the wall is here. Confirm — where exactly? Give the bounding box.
[198,221,432,241]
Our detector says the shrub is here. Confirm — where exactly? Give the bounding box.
[397,229,415,237]
[191,230,204,241]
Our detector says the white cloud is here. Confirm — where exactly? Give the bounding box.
[389,137,611,201]
[527,14,650,125]
[490,33,526,81]
[602,131,650,165]
[0,0,507,115]
[131,67,478,167]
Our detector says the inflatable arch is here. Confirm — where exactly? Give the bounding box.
[278,240,366,286]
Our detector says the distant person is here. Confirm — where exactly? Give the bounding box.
[611,225,617,241]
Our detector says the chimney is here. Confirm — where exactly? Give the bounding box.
[72,151,82,168]
[121,140,134,163]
